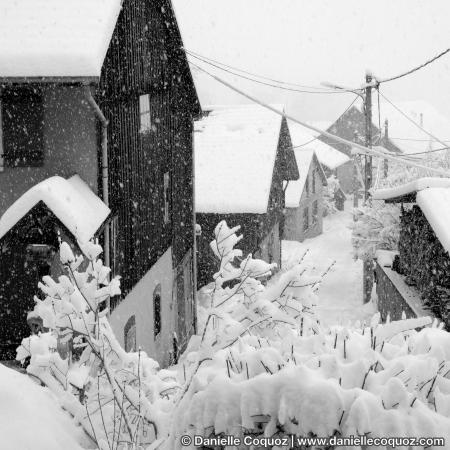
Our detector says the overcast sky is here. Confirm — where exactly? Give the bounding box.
[173,0,450,129]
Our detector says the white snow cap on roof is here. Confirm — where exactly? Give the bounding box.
[373,177,450,254]
[0,0,122,78]
[195,104,284,214]
[0,175,110,243]
[372,177,450,201]
[288,121,350,170]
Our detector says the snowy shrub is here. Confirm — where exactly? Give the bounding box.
[351,201,401,260]
[14,223,450,450]
[166,221,450,450]
[16,241,177,450]
[323,175,342,215]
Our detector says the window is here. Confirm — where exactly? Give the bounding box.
[163,171,170,224]
[312,170,316,194]
[124,315,136,352]
[153,284,162,338]
[312,200,319,225]
[305,176,310,197]
[1,86,44,167]
[139,94,151,134]
[303,207,309,232]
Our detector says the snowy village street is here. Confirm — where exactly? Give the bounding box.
[283,203,376,328]
[3,1,450,450]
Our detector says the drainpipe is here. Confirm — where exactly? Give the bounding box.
[84,86,110,268]
[192,126,198,334]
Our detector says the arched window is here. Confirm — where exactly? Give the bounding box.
[153,284,162,338]
[124,315,136,352]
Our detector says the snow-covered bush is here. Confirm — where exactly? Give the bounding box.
[16,241,177,450]
[323,175,342,215]
[351,201,401,260]
[15,222,450,450]
[167,222,450,450]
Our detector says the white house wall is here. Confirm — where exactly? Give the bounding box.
[109,247,176,368]
[284,160,325,242]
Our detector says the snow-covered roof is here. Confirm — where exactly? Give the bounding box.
[285,149,327,208]
[0,175,110,242]
[373,177,450,254]
[195,104,287,214]
[288,121,350,170]
[372,177,450,201]
[0,0,122,79]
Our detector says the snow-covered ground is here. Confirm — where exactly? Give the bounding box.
[283,203,376,327]
[0,363,93,450]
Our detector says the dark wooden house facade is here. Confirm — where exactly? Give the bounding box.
[194,106,299,288]
[0,0,200,365]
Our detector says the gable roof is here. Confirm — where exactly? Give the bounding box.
[195,104,295,214]
[285,149,327,208]
[373,177,450,254]
[0,0,123,79]
[322,105,402,156]
[288,121,350,170]
[0,175,110,243]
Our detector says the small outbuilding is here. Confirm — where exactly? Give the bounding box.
[0,175,110,358]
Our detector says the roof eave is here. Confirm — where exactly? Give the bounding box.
[0,76,99,85]
[383,192,418,204]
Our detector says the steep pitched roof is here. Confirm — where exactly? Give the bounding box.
[288,121,350,170]
[285,149,327,208]
[195,104,296,214]
[322,106,402,156]
[0,175,110,243]
[0,0,123,79]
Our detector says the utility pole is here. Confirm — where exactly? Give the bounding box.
[383,119,389,178]
[363,72,373,303]
[364,73,373,200]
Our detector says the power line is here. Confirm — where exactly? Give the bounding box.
[401,145,450,156]
[187,53,355,95]
[378,91,449,150]
[379,47,450,84]
[185,49,338,91]
[390,136,450,143]
[189,59,450,178]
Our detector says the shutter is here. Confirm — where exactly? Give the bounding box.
[2,86,44,167]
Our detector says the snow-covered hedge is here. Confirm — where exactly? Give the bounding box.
[351,202,401,261]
